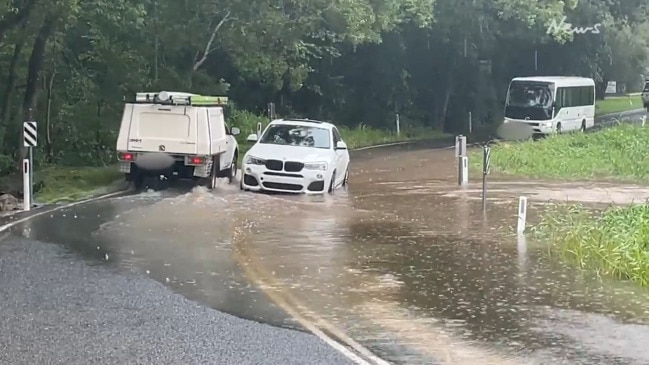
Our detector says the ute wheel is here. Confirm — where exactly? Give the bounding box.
[142,175,160,191]
[580,120,586,132]
[228,154,237,184]
[556,122,562,134]
[328,171,336,194]
[131,173,144,191]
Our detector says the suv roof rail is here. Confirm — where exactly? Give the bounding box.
[129,91,228,106]
[282,118,324,124]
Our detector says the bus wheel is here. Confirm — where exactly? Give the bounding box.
[556,123,562,134]
[580,120,586,132]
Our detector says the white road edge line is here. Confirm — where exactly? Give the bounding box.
[0,190,126,233]
[273,301,378,365]
[353,141,413,151]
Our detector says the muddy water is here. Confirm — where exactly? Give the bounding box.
[234,148,649,364]
[14,145,649,364]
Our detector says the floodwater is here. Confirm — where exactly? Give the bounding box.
[9,144,649,364]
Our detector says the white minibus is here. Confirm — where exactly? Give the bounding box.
[504,76,595,135]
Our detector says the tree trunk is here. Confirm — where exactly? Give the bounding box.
[17,15,56,169]
[433,64,454,131]
[0,39,25,150]
[45,71,55,162]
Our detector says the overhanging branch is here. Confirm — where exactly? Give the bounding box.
[192,11,231,71]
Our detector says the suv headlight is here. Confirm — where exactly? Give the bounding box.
[304,161,328,171]
[245,155,265,165]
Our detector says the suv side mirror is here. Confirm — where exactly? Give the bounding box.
[231,127,240,136]
[246,133,258,142]
[335,141,347,150]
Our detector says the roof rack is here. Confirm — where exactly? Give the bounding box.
[132,91,228,106]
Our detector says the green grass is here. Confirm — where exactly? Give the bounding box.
[596,95,644,115]
[535,203,649,287]
[469,124,649,182]
[36,165,122,203]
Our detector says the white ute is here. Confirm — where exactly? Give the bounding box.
[240,119,350,194]
[115,91,240,189]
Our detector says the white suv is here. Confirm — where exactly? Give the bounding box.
[240,119,350,194]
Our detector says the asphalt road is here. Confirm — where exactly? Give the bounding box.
[0,209,355,365]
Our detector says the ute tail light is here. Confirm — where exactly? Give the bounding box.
[186,156,207,165]
[118,152,135,161]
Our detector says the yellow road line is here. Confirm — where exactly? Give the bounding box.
[231,226,390,365]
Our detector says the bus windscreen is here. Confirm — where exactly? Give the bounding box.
[505,81,553,120]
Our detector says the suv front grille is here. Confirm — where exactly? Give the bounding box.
[265,159,283,171]
[284,161,304,172]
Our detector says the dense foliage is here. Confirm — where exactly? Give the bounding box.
[0,0,648,173]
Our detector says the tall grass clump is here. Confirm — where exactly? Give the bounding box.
[535,203,649,287]
[470,124,649,182]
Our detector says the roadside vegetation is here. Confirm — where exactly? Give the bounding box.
[0,165,122,204]
[596,95,644,115]
[472,124,649,182]
[535,203,649,287]
[35,166,122,203]
[479,122,649,287]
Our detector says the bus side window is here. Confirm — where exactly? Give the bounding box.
[555,88,564,114]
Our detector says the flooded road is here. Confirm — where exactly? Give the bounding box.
[7,143,649,364]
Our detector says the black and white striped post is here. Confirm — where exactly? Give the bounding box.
[23,109,37,208]
[482,144,490,211]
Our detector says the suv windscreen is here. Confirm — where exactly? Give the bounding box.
[260,124,330,149]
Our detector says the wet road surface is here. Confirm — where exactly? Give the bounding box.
[0,189,356,364]
[3,126,649,364]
